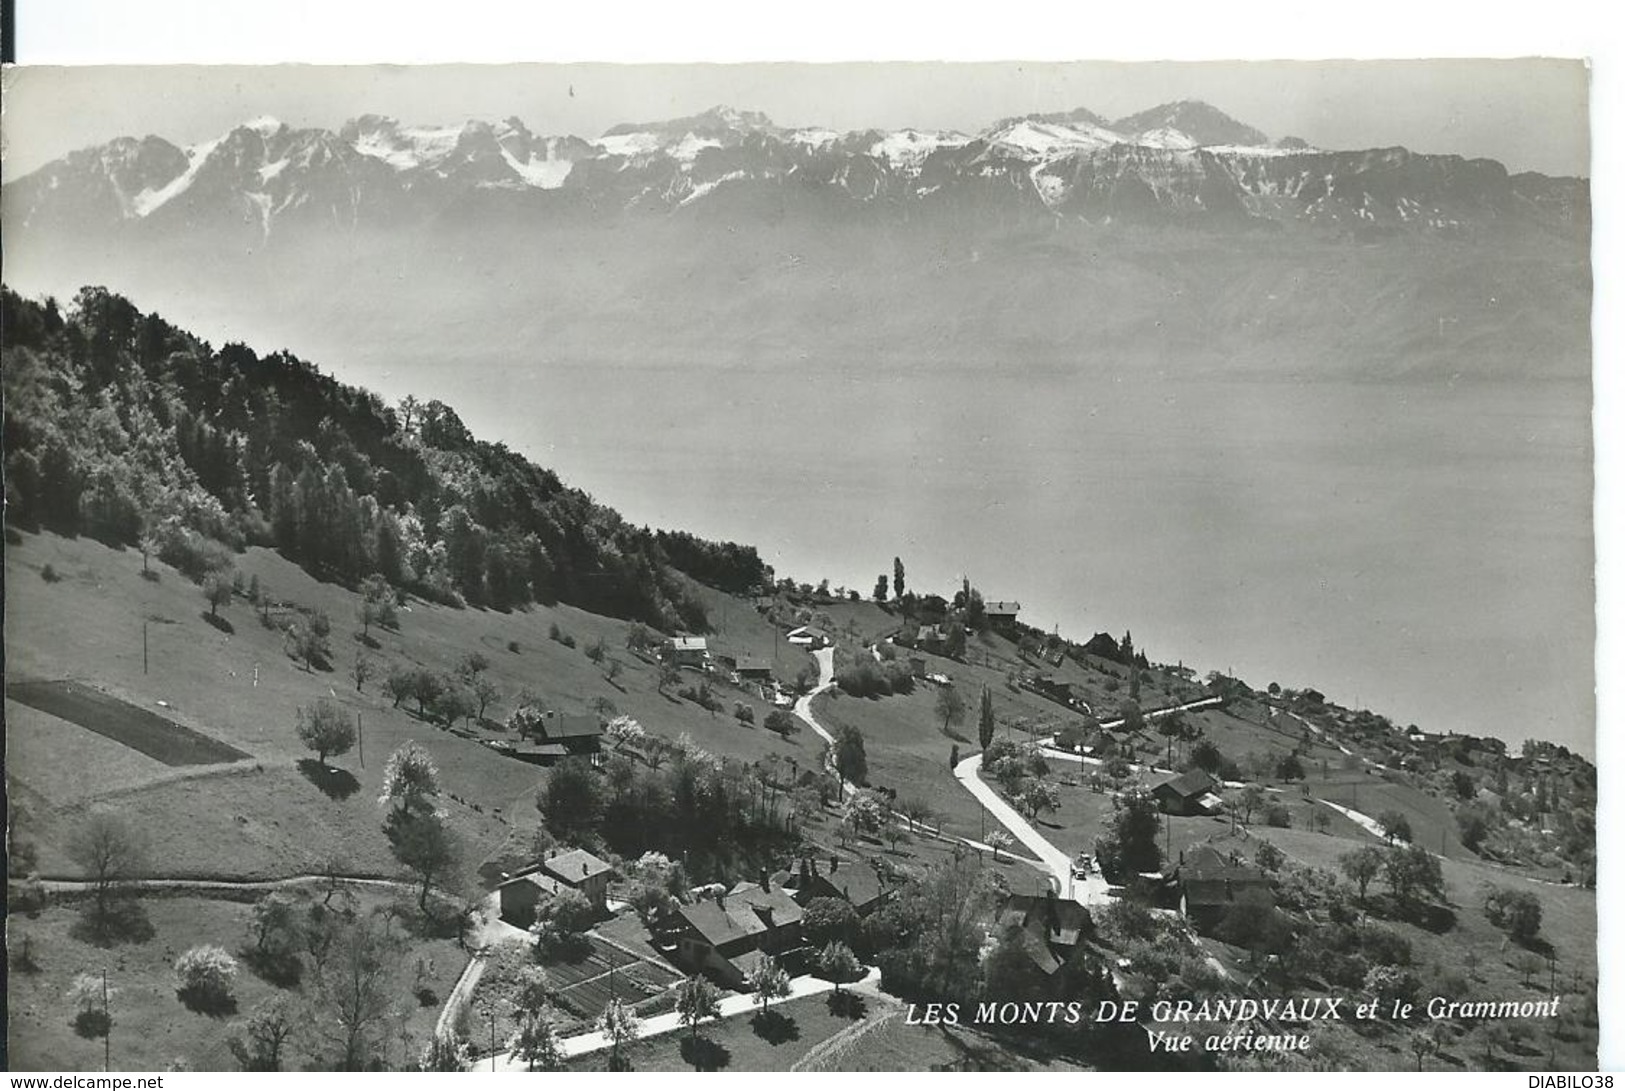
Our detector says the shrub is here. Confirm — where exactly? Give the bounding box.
[1483,886,1543,943]
[1264,801,1292,828]
[40,563,61,583]
[175,944,239,1007]
[732,702,755,725]
[764,710,798,736]
[1377,810,1413,843]
[153,522,235,582]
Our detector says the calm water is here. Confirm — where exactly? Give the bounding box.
[441,364,1593,758]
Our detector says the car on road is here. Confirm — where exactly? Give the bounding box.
[1071,852,1093,878]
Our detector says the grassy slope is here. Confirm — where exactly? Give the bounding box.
[5,887,463,1073]
[5,530,822,883]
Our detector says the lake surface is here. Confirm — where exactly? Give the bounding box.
[445,364,1593,758]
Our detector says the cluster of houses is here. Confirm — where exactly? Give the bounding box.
[498,847,896,991]
[653,854,892,988]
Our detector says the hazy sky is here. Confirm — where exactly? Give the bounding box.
[1,59,1590,182]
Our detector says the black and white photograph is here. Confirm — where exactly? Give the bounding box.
[0,7,1608,1075]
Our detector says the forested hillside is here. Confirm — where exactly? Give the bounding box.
[1,285,770,627]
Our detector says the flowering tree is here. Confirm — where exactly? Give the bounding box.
[378,742,440,814]
[818,941,862,995]
[175,945,240,1009]
[675,974,722,1049]
[748,956,791,1016]
[606,716,646,754]
[597,998,642,1070]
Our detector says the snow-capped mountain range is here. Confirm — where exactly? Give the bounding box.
[3,100,1588,240]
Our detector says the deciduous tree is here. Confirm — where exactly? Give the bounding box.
[675,974,722,1052]
[68,812,146,922]
[297,699,356,766]
[748,956,791,1016]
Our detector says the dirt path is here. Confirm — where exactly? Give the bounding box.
[37,873,411,895]
[789,987,903,1072]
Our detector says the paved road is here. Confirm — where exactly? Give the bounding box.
[955,749,1111,905]
[484,967,882,1069]
[793,647,841,778]
[794,645,1047,870]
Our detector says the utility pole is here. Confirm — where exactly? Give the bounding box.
[490,1010,497,1071]
[142,622,149,675]
[357,711,364,769]
[102,966,111,1071]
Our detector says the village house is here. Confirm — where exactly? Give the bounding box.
[656,877,805,989]
[668,636,709,668]
[984,601,1021,630]
[492,711,606,765]
[537,713,606,757]
[1174,846,1274,930]
[497,846,616,924]
[786,854,893,916]
[786,625,831,650]
[993,889,1094,978]
[1151,769,1225,816]
[735,657,774,683]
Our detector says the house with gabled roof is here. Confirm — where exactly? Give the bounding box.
[786,854,893,916]
[984,601,1021,629]
[1174,846,1274,929]
[786,625,830,649]
[657,877,804,989]
[497,846,616,923]
[668,635,709,667]
[993,890,1094,977]
[735,657,774,683]
[1151,769,1224,816]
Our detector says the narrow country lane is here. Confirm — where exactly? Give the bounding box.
[483,967,882,1069]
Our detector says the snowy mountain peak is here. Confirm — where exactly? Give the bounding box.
[243,115,286,138]
[1113,100,1270,148]
[3,102,1584,243]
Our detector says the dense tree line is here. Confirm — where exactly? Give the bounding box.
[535,740,802,881]
[2,285,770,628]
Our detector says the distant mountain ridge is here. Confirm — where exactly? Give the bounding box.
[2,99,1589,240]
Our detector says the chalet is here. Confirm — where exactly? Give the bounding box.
[535,713,605,757]
[914,624,948,648]
[668,636,709,667]
[659,878,804,989]
[496,846,615,923]
[993,890,1093,977]
[1174,846,1273,930]
[786,855,893,916]
[753,596,777,613]
[714,653,739,674]
[984,601,1021,629]
[545,848,615,909]
[487,739,572,765]
[1151,770,1224,816]
[1027,676,1075,706]
[735,657,774,683]
[786,626,831,649]
[497,869,571,926]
